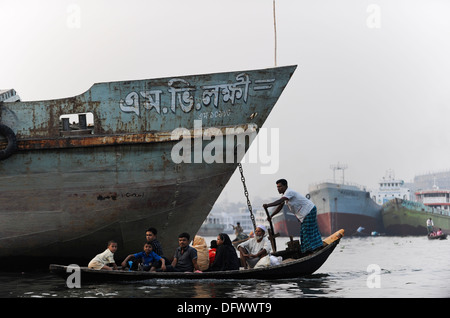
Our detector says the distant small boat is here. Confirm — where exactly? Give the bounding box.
[428,234,447,240]
[232,233,249,246]
[49,229,344,281]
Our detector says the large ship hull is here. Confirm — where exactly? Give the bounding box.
[0,65,296,266]
[272,205,301,237]
[382,198,450,236]
[308,182,383,236]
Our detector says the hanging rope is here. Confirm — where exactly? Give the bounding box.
[273,0,277,67]
[237,1,278,234]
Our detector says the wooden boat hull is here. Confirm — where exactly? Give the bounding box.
[428,234,447,240]
[49,231,343,281]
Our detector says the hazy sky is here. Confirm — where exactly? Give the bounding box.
[1,0,450,204]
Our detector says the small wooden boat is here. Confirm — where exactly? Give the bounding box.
[428,233,447,240]
[231,233,250,247]
[49,229,344,282]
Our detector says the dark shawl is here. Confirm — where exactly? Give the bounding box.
[208,233,240,271]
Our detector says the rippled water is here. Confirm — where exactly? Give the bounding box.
[1,236,449,298]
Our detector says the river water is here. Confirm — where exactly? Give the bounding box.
[1,236,449,299]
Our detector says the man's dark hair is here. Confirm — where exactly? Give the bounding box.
[178,232,190,240]
[146,227,157,235]
[276,179,288,187]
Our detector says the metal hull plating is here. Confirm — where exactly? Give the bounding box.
[272,205,301,237]
[308,182,383,236]
[381,198,450,236]
[0,142,237,264]
[0,66,297,265]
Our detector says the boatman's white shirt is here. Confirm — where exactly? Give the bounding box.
[282,188,315,223]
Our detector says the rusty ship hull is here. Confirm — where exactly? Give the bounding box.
[308,182,383,236]
[272,205,301,237]
[0,65,296,266]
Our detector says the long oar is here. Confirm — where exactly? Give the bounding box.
[264,206,280,252]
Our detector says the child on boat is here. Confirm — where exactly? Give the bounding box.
[121,241,166,272]
[88,240,118,270]
[209,240,217,266]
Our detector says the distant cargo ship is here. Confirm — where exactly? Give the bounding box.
[272,205,300,237]
[309,182,383,236]
[0,65,296,265]
[382,184,450,235]
[304,164,383,236]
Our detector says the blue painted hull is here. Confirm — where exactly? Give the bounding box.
[0,66,297,265]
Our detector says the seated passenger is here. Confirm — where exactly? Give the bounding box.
[121,242,166,272]
[145,227,170,270]
[166,232,200,272]
[192,235,210,271]
[88,240,118,270]
[208,233,240,272]
[209,240,217,266]
[145,227,164,257]
[237,225,272,269]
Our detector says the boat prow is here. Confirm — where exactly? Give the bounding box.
[49,229,344,282]
[0,65,297,265]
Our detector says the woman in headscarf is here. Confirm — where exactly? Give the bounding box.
[207,233,240,271]
[192,235,210,271]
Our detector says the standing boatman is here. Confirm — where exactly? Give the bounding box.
[264,178,323,254]
[426,218,434,234]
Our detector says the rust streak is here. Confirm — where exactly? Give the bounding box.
[1,124,257,151]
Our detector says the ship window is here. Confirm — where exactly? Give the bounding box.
[59,112,94,136]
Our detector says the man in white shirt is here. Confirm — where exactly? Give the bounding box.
[237,225,272,269]
[426,218,434,234]
[264,179,323,254]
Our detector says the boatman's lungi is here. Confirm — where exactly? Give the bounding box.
[299,207,323,253]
